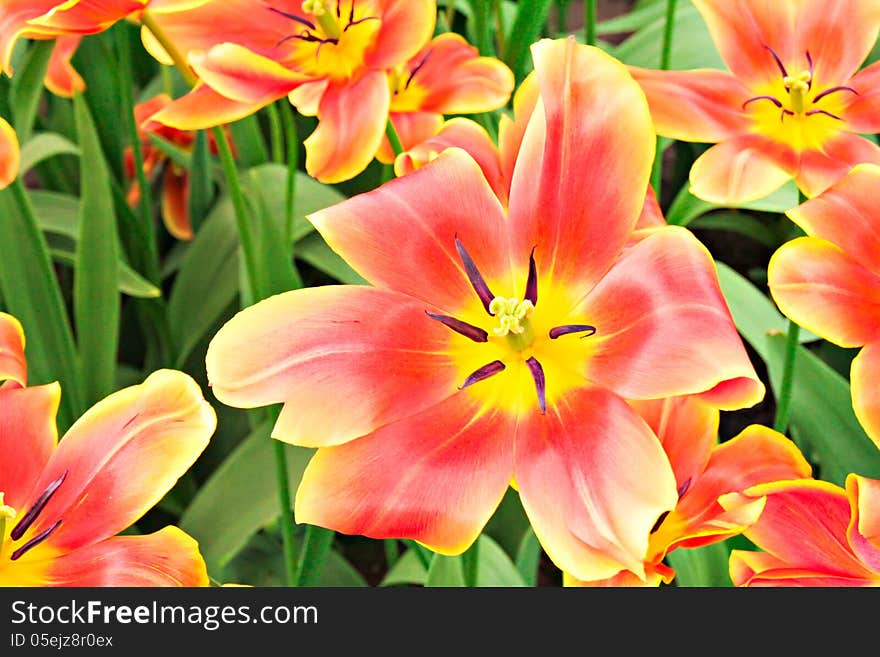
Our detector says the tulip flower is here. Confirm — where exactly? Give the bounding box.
[0,116,19,190]
[728,475,880,586]
[144,0,436,183]
[205,38,764,582]
[768,164,880,448]
[566,397,812,586]
[0,312,216,586]
[629,0,880,205]
[125,93,228,241]
[375,32,514,163]
[1,1,213,96]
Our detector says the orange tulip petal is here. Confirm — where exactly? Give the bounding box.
[508,38,654,296]
[851,342,880,449]
[498,71,538,191]
[846,474,880,571]
[728,479,876,581]
[796,133,880,200]
[189,43,305,104]
[161,166,192,241]
[308,148,511,315]
[42,527,208,587]
[634,186,666,231]
[304,71,389,183]
[689,135,792,205]
[669,425,811,551]
[43,35,84,98]
[206,286,460,448]
[288,79,328,117]
[0,1,61,74]
[295,392,514,555]
[690,0,798,85]
[18,370,215,551]
[394,33,514,114]
[629,67,750,142]
[146,84,264,131]
[363,0,436,70]
[842,61,880,133]
[25,0,143,33]
[628,396,718,494]
[582,227,764,409]
[376,111,442,164]
[768,237,880,348]
[0,116,20,190]
[785,164,880,272]
[565,562,675,587]
[514,386,677,582]
[0,312,27,386]
[0,383,60,508]
[729,549,877,587]
[393,118,507,205]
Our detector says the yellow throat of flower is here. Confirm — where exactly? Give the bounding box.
[0,493,15,546]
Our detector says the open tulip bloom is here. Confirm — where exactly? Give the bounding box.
[566,397,812,587]
[768,164,880,449]
[0,313,216,586]
[630,0,880,205]
[205,38,764,582]
[727,475,880,586]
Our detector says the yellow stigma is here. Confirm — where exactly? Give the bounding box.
[784,70,811,114]
[489,297,535,351]
[302,0,341,39]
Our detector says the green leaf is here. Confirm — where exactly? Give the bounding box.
[765,334,880,485]
[296,233,367,285]
[187,129,213,235]
[0,185,83,430]
[179,422,314,575]
[10,40,53,144]
[229,114,268,167]
[667,541,733,587]
[19,132,80,173]
[514,527,542,586]
[47,240,160,299]
[148,132,193,171]
[381,549,429,587]
[318,550,369,587]
[73,93,120,407]
[667,182,799,226]
[504,0,553,81]
[689,212,779,248]
[597,0,666,35]
[475,535,527,586]
[425,553,466,587]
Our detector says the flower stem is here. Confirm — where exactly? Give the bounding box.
[272,428,297,585]
[650,0,678,197]
[494,0,506,56]
[280,101,299,245]
[266,103,284,164]
[584,0,597,45]
[773,320,800,433]
[462,539,480,587]
[385,118,405,158]
[294,526,335,586]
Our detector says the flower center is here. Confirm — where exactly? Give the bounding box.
[742,47,858,123]
[489,297,535,350]
[303,0,342,39]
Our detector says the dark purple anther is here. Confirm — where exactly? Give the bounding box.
[549,325,596,340]
[524,247,538,306]
[11,471,68,541]
[454,235,496,315]
[10,520,62,561]
[405,51,432,90]
[677,477,692,498]
[650,511,670,534]
[812,86,858,103]
[764,45,788,77]
[742,95,783,110]
[806,51,814,89]
[426,312,488,343]
[267,6,316,30]
[806,109,843,121]
[460,360,506,389]
[525,357,546,414]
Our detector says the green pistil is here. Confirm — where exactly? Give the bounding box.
[489,297,535,351]
[304,0,342,39]
[0,493,15,544]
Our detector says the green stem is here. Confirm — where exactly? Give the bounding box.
[650,0,679,197]
[556,0,570,34]
[494,0,506,57]
[384,540,400,570]
[294,526,335,586]
[266,103,284,164]
[773,320,800,433]
[280,101,299,244]
[462,539,480,587]
[584,0,597,45]
[272,434,297,585]
[445,0,457,27]
[116,24,159,285]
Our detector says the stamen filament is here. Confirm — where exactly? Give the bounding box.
[525,356,546,414]
[460,360,506,389]
[549,324,596,339]
[426,311,488,343]
[812,86,858,103]
[454,235,496,315]
[10,519,62,561]
[11,471,67,541]
[303,0,341,39]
